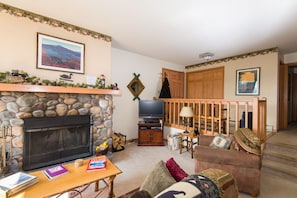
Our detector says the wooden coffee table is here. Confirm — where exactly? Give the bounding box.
[11,156,122,198]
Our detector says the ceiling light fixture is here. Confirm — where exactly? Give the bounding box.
[199,52,214,61]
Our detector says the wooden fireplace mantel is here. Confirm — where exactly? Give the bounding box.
[0,83,121,95]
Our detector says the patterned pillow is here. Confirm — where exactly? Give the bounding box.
[166,157,188,181]
[155,174,221,198]
[140,160,176,197]
[234,128,261,156]
[209,134,233,149]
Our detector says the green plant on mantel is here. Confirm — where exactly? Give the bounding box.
[0,70,119,90]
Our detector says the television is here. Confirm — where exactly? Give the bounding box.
[138,100,164,122]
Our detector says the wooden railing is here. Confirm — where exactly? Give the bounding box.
[160,97,267,142]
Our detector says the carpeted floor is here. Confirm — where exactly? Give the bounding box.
[78,139,297,198]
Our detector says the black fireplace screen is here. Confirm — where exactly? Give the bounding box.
[23,115,93,171]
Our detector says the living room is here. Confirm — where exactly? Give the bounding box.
[2,1,297,141]
[1,1,297,197]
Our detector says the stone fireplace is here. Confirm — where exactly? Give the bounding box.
[0,83,120,173]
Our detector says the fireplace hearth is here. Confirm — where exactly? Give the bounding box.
[23,115,93,171]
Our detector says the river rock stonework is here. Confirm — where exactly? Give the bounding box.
[0,91,114,172]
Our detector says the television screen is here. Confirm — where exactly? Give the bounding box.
[138,100,164,121]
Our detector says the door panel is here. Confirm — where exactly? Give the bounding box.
[162,68,184,98]
[292,74,297,121]
[278,64,288,129]
[186,67,224,99]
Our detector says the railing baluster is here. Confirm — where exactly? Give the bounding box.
[159,97,266,139]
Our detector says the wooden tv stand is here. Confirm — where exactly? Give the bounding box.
[138,121,164,146]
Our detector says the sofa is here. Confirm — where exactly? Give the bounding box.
[120,158,238,198]
[194,129,263,197]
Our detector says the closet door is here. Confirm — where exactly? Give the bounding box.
[162,68,184,98]
[186,67,224,99]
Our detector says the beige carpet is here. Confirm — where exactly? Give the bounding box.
[76,141,297,198]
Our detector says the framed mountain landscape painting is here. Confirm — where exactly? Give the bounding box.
[37,33,85,74]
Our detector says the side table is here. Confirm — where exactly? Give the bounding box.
[179,132,199,158]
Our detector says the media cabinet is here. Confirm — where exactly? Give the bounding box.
[137,121,164,146]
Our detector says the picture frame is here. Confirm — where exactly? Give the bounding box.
[236,67,260,96]
[127,74,145,100]
[37,33,85,74]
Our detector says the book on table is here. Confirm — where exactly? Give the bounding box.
[86,156,107,172]
[0,171,39,198]
[43,164,69,180]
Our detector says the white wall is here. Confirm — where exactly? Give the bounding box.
[284,52,297,64]
[111,48,183,139]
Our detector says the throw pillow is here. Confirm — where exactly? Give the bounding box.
[140,160,176,197]
[234,128,261,156]
[165,157,189,181]
[155,174,221,198]
[209,134,232,149]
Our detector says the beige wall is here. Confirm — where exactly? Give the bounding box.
[0,12,111,84]
[187,52,279,132]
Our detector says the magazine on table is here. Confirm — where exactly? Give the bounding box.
[43,164,69,180]
[0,172,39,197]
[86,156,107,172]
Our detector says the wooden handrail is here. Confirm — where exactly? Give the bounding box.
[160,97,267,142]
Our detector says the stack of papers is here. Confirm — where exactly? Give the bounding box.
[0,172,39,197]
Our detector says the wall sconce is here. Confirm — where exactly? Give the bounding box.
[180,106,194,133]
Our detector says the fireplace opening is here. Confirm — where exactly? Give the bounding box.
[22,115,93,171]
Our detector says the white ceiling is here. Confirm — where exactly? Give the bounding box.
[2,0,297,66]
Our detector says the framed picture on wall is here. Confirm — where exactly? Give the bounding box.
[37,33,85,74]
[236,67,260,96]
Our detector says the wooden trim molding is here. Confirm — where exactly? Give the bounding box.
[185,47,278,69]
[0,3,111,42]
[0,83,121,95]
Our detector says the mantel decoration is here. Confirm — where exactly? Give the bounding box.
[127,73,145,100]
[236,67,260,96]
[0,69,119,90]
[37,33,85,74]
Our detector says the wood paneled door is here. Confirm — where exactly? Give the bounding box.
[186,66,224,99]
[162,68,184,98]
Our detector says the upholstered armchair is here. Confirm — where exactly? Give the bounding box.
[194,129,263,197]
